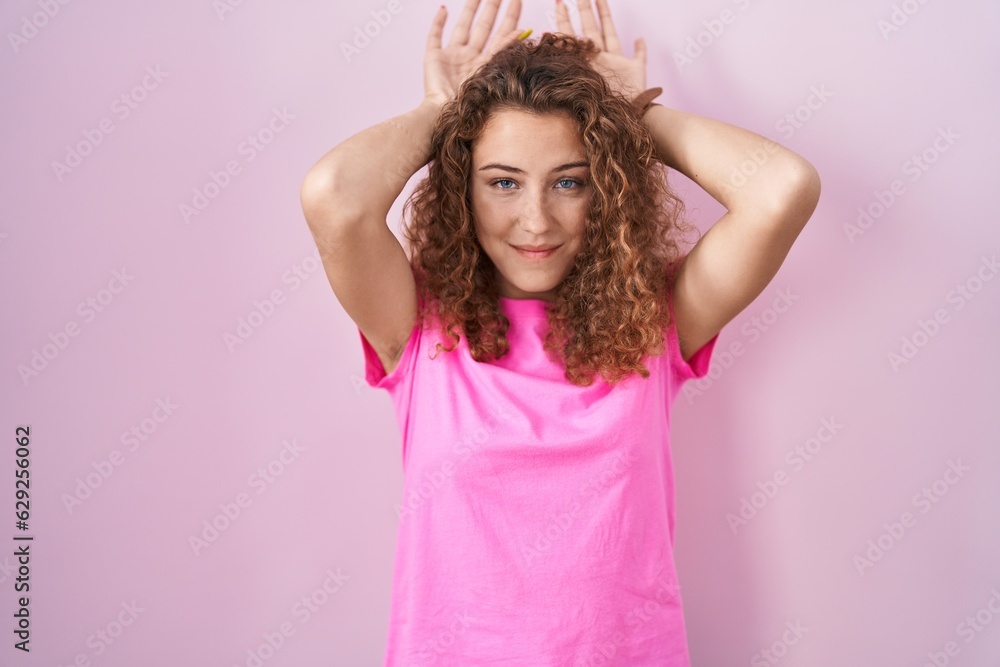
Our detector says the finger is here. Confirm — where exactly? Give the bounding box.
[467,0,502,51]
[494,0,521,42]
[576,0,604,49]
[448,0,482,47]
[635,36,647,66]
[554,0,575,37]
[595,0,621,54]
[426,5,447,53]
[485,26,527,61]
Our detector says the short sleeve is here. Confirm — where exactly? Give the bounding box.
[666,292,720,383]
[359,319,422,391]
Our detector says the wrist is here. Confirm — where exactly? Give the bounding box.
[421,94,448,113]
[631,86,664,117]
[414,96,445,129]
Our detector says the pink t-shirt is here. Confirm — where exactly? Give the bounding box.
[359,293,719,666]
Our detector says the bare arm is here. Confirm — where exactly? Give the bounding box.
[646,105,818,219]
[298,0,526,374]
[556,0,821,363]
[298,99,443,373]
[644,104,821,361]
[299,97,442,237]
[302,0,525,224]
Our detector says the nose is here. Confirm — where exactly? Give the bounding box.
[518,188,553,233]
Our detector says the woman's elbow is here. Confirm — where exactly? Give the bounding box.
[772,158,821,224]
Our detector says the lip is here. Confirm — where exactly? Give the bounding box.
[512,243,561,260]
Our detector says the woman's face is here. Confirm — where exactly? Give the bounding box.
[470,108,591,303]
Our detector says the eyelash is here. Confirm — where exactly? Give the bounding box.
[489,178,584,191]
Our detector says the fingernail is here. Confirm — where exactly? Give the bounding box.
[517,28,533,41]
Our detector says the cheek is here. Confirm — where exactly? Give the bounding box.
[470,198,490,242]
[564,203,589,242]
[472,204,507,242]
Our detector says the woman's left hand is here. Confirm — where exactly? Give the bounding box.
[554,0,647,101]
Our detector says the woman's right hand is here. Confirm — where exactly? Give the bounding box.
[424,0,526,108]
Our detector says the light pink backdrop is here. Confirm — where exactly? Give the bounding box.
[2,0,998,665]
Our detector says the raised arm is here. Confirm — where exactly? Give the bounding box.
[558,0,821,362]
[299,96,444,374]
[645,104,821,360]
[299,97,442,254]
[299,0,526,373]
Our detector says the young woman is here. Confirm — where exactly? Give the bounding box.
[300,0,820,664]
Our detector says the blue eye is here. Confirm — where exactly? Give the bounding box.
[489,178,584,190]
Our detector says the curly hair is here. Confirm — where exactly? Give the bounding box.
[401,32,698,387]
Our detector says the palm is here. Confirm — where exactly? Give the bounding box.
[592,51,645,100]
[423,0,525,107]
[425,46,492,105]
[554,0,649,101]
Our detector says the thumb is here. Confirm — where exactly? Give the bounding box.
[635,37,647,64]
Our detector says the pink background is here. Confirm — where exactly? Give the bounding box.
[2,0,998,665]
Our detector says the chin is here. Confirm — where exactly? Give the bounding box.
[501,273,563,296]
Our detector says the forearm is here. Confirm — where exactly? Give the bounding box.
[301,98,443,223]
[643,104,815,215]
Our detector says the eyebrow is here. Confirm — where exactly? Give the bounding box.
[477,160,590,174]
